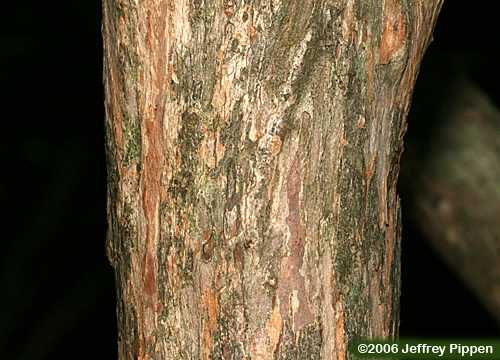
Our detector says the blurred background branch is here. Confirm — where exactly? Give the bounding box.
[402,72,500,324]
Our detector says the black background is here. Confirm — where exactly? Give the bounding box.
[1,1,498,358]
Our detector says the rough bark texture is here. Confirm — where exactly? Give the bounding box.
[102,1,442,358]
[403,75,500,324]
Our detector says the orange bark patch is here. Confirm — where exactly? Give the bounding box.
[140,0,169,310]
[269,135,283,157]
[140,97,163,304]
[266,306,283,354]
[335,300,346,360]
[248,24,257,42]
[143,251,156,297]
[201,287,218,359]
[379,1,407,64]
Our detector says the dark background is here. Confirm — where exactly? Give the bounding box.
[1,1,498,359]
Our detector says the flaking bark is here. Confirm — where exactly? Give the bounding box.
[103,1,442,358]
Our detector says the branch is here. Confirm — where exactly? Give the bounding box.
[403,74,500,323]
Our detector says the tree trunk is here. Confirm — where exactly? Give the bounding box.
[403,75,500,324]
[102,1,442,358]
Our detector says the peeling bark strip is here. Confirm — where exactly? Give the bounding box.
[103,1,443,359]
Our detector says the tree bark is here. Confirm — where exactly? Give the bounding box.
[403,75,500,324]
[102,1,442,358]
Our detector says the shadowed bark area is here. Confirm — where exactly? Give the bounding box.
[102,1,442,358]
[403,75,500,324]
